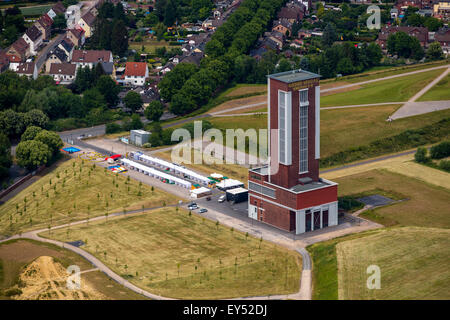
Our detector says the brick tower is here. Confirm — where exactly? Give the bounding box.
[248,69,338,234]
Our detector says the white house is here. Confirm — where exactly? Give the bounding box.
[124,62,149,86]
[22,26,43,55]
[49,62,77,84]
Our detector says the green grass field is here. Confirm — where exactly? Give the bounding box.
[321,69,444,107]
[0,239,146,300]
[418,73,450,101]
[44,207,302,299]
[337,227,450,300]
[335,169,450,228]
[321,60,449,84]
[175,106,450,161]
[0,158,180,238]
[308,226,450,300]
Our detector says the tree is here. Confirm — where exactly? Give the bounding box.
[387,31,424,60]
[21,126,43,141]
[0,109,25,138]
[426,42,444,61]
[322,23,337,47]
[164,0,177,27]
[414,147,428,163]
[111,20,129,57]
[16,140,51,170]
[155,22,166,41]
[158,63,198,101]
[82,88,107,111]
[24,109,49,128]
[96,75,120,106]
[276,58,292,73]
[52,13,67,32]
[205,39,225,58]
[144,100,164,122]
[34,130,63,156]
[124,91,143,113]
[130,114,143,130]
[0,133,12,179]
[424,17,443,32]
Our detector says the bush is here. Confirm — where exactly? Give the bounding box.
[142,143,151,148]
[414,147,428,163]
[4,288,22,297]
[430,141,450,159]
[106,123,122,134]
[338,196,364,212]
[438,160,450,172]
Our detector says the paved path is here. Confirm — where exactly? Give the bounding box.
[209,102,266,116]
[35,33,66,72]
[321,64,450,93]
[390,67,450,120]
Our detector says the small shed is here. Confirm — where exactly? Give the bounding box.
[190,187,212,198]
[226,187,248,203]
[130,129,150,146]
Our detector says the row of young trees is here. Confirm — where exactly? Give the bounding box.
[161,0,286,115]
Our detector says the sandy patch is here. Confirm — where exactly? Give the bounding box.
[12,256,106,300]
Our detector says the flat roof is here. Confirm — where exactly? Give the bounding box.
[131,129,150,135]
[290,179,330,193]
[226,187,248,194]
[267,69,321,83]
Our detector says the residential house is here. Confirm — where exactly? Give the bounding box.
[395,0,424,11]
[272,19,292,36]
[124,62,149,86]
[98,61,115,77]
[49,63,77,84]
[58,38,74,60]
[160,62,175,75]
[433,1,450,20]
[78,11,96,38]
[6,38,30,62]
[45,47,68,72]
[277,2,305,23]
[249,46,268,60]
[71,50,113,68]
[434,26,450,54]
[34,14,53,40]
[390,8,399,19]
[180,52,204,66]
[7,55,22,71]
[376,26,429,50]
[22,25,43,55]
[47,2,66,20]
[16,62,38,80]
[66,28,86,47]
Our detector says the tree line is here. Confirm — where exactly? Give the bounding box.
[160,0,286,115]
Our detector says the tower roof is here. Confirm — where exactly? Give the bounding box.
[268,69,320,83]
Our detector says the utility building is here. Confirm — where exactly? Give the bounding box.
[248,69,338,234]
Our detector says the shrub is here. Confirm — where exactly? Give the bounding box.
[430,141,450,159]
[414,147,428,163]
[106,123,122,134]
[4,288,22,297]
[142,143,151,148]
[438,160,450,172]
[338,196,364,212]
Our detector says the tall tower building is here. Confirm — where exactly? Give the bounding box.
[248,70,338,234]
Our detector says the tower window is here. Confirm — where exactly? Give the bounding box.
[299,89,308,173]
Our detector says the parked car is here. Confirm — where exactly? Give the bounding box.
[218,195,226,203]
[199,208,207,213]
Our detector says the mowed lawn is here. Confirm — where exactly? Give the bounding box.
[190,107,450,161]
[45,207,302,299]
[320,106,450,159]
[337,227,450,300]
[335,169,450,228]
[321,69,444,107]
[418,73,450,101]
[0,158,180,237]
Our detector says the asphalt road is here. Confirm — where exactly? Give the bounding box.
[35,33,66,71]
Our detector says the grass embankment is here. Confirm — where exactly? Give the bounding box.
[308,227,450,300]
[321,60,449,85]
[321,69,444,107]
[45,207,302,299]
[320,116,450,168]
[335,169,450,228]
[0,239,146,300]
[0,158,180,237]
[418,73,450,101]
